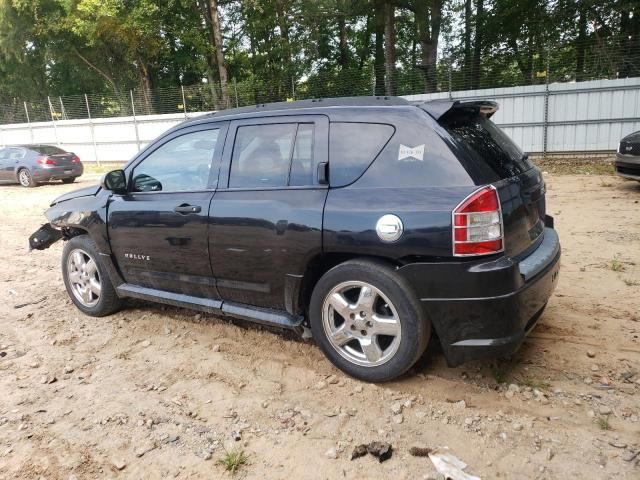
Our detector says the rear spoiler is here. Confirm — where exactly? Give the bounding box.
[416,100,499,121]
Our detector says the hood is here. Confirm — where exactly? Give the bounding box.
[621,130,640,144]
[50,185,101,206]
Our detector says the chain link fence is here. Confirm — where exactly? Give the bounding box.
[1,39,639,126]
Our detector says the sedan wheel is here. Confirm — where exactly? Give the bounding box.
[18,169,35,187]
[322,281,402,367]
[66,248,101,307]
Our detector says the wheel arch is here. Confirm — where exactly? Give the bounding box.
[290,253,401,320]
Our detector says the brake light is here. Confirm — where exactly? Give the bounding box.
[36,156,57,165]
[453,186,503,256]
[72,155,81,164]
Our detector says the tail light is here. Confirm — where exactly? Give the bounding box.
[36,156,57,165]
[453,185,504,256]
[72,155,81,164]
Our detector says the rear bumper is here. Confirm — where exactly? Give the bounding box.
[32,164,83,181]
[615,154,640,180]
[398,227,560,366]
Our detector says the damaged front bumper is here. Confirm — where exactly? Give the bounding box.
[29,223,62,251]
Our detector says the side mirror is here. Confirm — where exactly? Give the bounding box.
[101,169,127,194]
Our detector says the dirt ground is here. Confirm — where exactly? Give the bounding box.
[0,171,639,480]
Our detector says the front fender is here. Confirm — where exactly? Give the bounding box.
[44,191,112,254]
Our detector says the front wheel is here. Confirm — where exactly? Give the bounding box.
[309,259,430,382]
[62,235,123,316]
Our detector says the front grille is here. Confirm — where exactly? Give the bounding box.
[619,141,640,156]
[616,166,640,177]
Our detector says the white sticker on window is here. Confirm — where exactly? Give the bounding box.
[398,144,425,161]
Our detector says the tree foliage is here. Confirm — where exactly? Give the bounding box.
[0,0,638,109]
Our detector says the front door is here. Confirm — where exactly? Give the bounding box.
[209,115,328,311]
[108,124,227,298]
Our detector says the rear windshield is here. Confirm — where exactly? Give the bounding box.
[440,113,532,179]
[30,145,66,155]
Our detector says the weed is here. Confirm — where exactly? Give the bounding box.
[609,256,625,272]
[489,364,509,384]
[219,446,249,474]
[623,278,639,287]
[600,179,613,187]
[596,416,611,430]
[517,375,551,391]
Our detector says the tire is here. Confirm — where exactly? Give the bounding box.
[62,235,123,317]
[18,168,36,188]
[309,259,431,382]
[62,177,76,184]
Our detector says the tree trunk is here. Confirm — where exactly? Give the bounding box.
[208,0,229,108]
[471,0,483,89]
[275,0,292,97]
[138,60,154,115]
[337,0,349,68]
[358,13,372,70]
[383,0,396,95]
[464,0,472,88]
[416,0,442,92]
[374,0,385,95]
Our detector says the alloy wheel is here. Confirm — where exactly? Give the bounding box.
[322,281,401,367]
[66,248,101,307]
[19,170,31,187]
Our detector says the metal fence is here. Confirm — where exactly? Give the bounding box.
[2,76,638,163]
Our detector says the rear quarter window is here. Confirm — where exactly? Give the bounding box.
[329,122,395,187]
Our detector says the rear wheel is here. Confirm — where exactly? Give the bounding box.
[61,177,76,184]
[309,259,430,382]
[62,235,123,316]
[18,168,36,188]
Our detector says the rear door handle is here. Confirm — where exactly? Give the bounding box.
[174,204,201,214]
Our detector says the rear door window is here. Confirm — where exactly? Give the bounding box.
[329,123,395,187]
[228,123,317,188]
[440,113,533,179]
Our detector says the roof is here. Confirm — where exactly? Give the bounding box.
[186,96,411,124]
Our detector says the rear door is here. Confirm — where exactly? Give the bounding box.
[107,123,227,298]
[209,115,328,311]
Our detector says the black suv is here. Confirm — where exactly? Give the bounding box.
[30,97,560,382]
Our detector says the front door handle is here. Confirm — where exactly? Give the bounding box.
[174,204,201,214]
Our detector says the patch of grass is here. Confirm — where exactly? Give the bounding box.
[83,162,126,175]
[623,278,639,287]
[534,157,615,176]
[596,416,611,430]
[599,179,613,187]
[218,446,249,474]
[609,256,626,272]
[516,375,551,391]
[489,364,509,384]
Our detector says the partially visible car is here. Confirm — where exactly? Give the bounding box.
[0,145,84,187]
[616,131,640,181]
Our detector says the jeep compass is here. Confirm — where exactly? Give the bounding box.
[30,97,560,382]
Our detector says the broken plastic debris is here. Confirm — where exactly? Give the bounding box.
[428,447,481,480]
